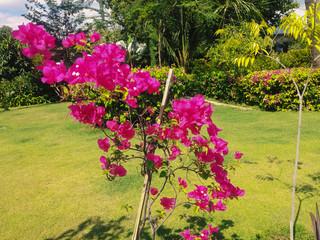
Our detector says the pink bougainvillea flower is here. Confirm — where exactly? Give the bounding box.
[147,107,154,115]
[117,139,131,150]
[188,185,209,201]
[160,197,175,212]
[207,122,222,138]
[196,200,210,212]
[178,177,187,188]
[192,135,208,147]
[199,229,209,240]
[92,43,126,63]
[106,119,120,132]
[150,187,158,196]
[40,60,67,84]
[145,124,161,135]
[100,156,109,170]
[169,145,182,161]
[208,224,219,234]
[171,95,213,134]
[147,153,163,169]
[90,30,101,43]
[180,229,194,240]
[171,145,181,156]
[68,102,105,126]
[211,200,227,211]
[64,56,97,85]
[62,34,76,48]
[211,137,229,155]
[196,148,219,163]
[12,22,56,49]
[109,164,127,177]
[75,32,87,46]
[118,122,135,140]
[98,137,110,152]
[234,151,243,159]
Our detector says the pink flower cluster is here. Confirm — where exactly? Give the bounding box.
[181,225,218,240]
[106,119,135,151]
[13,23,245,238]
[160,197,176,212]
[100,156,126,177]
[12,22,55,60]
[62,31,101,48]
[12,23,160,108]
[143,95,244,217]
[68,102,105,126]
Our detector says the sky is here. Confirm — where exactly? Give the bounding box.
[0,0,306,30]
[0,0,99,30]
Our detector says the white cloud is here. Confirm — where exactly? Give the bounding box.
[0,0,27,11]
[294,8,305,17]
[0,0,103,29]
[0,11,28,30]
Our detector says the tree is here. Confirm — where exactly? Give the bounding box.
[23,0,91,41]
[227,4,320,238]
[103,0,298,70]
[13,22,245,240]
[305,0,320,67]
[255,0,299,25]
[106,0,219,71]
[23,0,93,66]
[82,0,112,30]
[0,26,34,81]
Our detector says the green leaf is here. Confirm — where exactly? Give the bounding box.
[193,205,200,215]
[159,170,168,178]
[146,161,154,169]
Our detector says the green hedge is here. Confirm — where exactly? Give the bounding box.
[232,68,320,111]
[0,72,57,107]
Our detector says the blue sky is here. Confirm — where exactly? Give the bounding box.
[0,0,306,30]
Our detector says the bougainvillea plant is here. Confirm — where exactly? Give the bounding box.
[12,22,245,240]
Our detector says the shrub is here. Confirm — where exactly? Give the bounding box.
[0,72,57,107]
[69,66,191,123]
[278,48,310,68]
[185,71,237,102]
[233,68,320,111]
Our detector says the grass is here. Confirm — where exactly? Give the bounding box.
[0,103,319,239]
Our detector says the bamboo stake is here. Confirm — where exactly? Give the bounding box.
[132,69,174,240]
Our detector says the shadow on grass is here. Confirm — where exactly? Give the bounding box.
[255,156,319,239]
[152,215,242,240]
[45,216,132,240]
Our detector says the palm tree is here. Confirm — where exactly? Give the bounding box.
[214,0,263,27]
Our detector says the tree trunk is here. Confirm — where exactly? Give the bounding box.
[158,19,162,68]
[305,0,320,67]
[290,96,303,240]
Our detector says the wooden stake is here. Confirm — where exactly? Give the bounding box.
[132,69,174,240]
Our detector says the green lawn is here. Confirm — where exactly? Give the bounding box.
[0,103,319,240]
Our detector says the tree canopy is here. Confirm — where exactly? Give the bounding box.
[103,0,299,70]
[23,0,91,41]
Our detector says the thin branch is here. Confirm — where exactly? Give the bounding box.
[155,202,194,232]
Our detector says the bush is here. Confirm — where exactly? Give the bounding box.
[72,67,191,123]
[184,71,237,102]
[278,48,310,68]
[251,49,310,71]
[0,72,58,107]
[233,68,320,111]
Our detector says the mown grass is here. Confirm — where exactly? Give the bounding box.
[0,103,319,240]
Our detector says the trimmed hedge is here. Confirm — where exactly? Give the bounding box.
[232,68,320,111]
[50,66,320,114]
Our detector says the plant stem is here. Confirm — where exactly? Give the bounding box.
[290,96,303,240]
